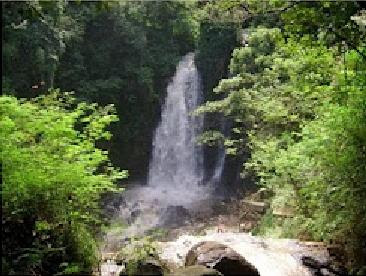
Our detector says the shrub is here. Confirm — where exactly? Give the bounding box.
[1,91,127,275]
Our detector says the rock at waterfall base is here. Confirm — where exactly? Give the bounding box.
[119,259,164,276]
[185,241,260,276]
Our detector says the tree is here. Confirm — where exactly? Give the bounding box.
[2,1,83,93]
[197,23,366,271]
[3,1,197,179]
[1,91,127,275]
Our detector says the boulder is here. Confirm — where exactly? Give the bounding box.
[249,188,273,201]
[238,221,257,232]
[120,259,164,276]
[241,200,269,214]
[185,241,260,276]
[301,256,348,276]
[169,265,223,276]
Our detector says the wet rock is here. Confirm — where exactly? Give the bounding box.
[185,241,260,276]
[238,201,268,227]
[169,265,223,276]
[320,268,337,276]
[249,188,273,201]
[185,242,226,266]
[161,206,191,227]
[301,256,347,276]
[241,200,269,215]
[238,221,257,232]
[120,259,164,276]
[136,259,164,276]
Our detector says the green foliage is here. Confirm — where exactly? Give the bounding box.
[2,1,83,91]
[194,0,247,25]
[117,236,160,276]
[280,1,364,50]
[57,1,196,178]
[1,91,127,275]
[2,1,197,179]
[198,13,366,270]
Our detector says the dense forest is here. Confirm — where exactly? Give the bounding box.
[1,1,365,275]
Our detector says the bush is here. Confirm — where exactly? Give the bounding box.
[1,91,127,275]
[117,236,161,276]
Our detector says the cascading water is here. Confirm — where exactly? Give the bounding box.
[110,53,211,241]
[147,52,206,206]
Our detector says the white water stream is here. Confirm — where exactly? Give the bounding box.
[146,52,207,206]
[104,53,213,243]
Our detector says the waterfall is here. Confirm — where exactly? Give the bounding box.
[147,52,206,207]
[111,53,210,240]
[103,53,238,252]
